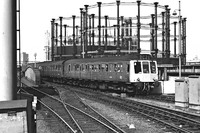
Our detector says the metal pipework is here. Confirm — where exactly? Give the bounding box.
[0,0,17,101]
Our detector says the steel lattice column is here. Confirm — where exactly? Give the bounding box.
[161,12,165,58]
[72,15,76,58]
[51,19,55,61]
[154,2,158,58]
[150,14,155,56]
[80,8,83,58]
[89,15,92,51]
[182,18,187,65]
[84,5,89,55]
[173,22,177,57]
[165,5,169,58]
[105,15,108,50]
[97,2,102,54]
[55,23,58,55]
[120,16,124,48]
[91,14,95,51]
[59,17,63,60]
[116,0,120,55]
[137,0,141,55]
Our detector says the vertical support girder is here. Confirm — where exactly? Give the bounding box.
[91,14,95,51]
[174,22,177,57]
[51,19,55,61]
[80,8,83,58]
[84,5,89,55]
[137,0,141,55]
[116,0,120,55]
[161,12,165,58]
[97,2,102,54]
[105,15,108,50]
[154,2,158,58]
[72,15,76,58]
[59,17,63,60]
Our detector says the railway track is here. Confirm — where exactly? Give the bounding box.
[61,84,200,133]
[21,83,126,133]
[135,94,175,103]
[20,87,78,133]
[53,84,127,133]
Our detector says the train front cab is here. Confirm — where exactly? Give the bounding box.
[129,60,158,94]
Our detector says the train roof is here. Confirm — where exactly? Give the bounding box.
[65,54,152,64]
[37,60,65,66]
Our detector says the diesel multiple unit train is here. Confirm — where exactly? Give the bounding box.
[35,54,158,95]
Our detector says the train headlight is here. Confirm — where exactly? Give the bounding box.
[153,78,158,82]
[137,78,140,81]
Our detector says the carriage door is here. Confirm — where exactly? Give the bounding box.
[129,60,142,82]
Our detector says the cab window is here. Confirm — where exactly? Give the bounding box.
[142,62,149,73]
[134,62,142,74]
[150,62,156,73]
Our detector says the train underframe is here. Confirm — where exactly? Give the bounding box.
[42,76,155,95]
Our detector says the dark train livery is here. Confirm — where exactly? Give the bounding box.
[37,54,158,95]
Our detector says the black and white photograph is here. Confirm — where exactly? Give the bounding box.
[1,0,200,132]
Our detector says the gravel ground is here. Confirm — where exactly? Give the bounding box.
[82,98,166,133]
[36,98,69,133]
[36,110,54,133]
[127,97,200,116]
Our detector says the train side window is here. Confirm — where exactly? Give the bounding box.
[68,64,71,72]
[114,64,117,72]
[105,64,108,72]
[82,64,85,71]
[134,62,142,74]
[142,62,149,73]
[127,64,130,73]
[101,64,106,72]
[99,64,101,71]
[110,64,114,72]
[119,64,123,72]
[75,64,80,71]
[90,65,94,71]
[150,62,156,73]
[85,64,88,71]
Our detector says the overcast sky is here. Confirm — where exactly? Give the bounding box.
[20,0,199,61]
